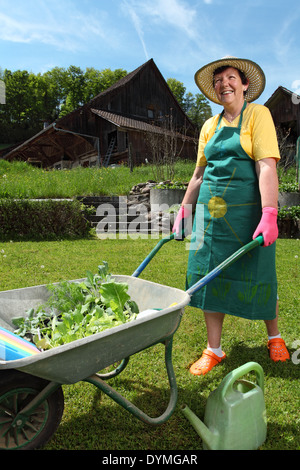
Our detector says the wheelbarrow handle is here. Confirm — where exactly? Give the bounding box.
[186,235,264,296]
[132,232,176,277]
[132,232,264,283]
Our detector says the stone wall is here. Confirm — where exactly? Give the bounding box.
[78,181,183,233]
[127,181,179,232]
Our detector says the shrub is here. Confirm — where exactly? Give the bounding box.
[278,182,299,193]
[0,199,91,240]
[278,205,300,220]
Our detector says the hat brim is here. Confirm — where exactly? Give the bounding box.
[194,57,266,105]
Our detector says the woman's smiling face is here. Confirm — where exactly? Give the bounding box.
[213,67,249,106]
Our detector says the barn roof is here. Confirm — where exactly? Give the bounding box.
[91,109,194,138]
[2,123,98,166]
[3,59,195,166]
[264,85,300,107]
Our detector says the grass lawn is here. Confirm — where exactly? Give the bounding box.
[0,235,299,450]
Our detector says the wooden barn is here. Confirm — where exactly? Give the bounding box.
[3,59,197,169]
[265,86,300,164]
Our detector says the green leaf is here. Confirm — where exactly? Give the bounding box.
[55,321,68,336]
[100,282,130,315]
[11,316,25,328]
[98,261,109,279]
[81,302,91,314]
[35,337,52,350]
[28,308,35,319]
[109,299,125,322]
[62,312,73,329]
[93,305,105,318]
[73,310,84,326]
[126,300,139,314]
[85,270,95,287]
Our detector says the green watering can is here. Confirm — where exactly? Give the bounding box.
[182,362,267,450]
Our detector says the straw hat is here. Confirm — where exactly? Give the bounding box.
[194,56,266,105]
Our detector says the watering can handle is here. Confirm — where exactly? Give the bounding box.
[220,361,264,401]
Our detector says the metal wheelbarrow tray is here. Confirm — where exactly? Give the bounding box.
[0,276,189,384]
[0,234,263,449]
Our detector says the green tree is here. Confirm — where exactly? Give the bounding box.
[58,66,127,116]
[186,93,212,128]
[42,67,69,120]
[167,78,186,108]
[0,69,43,142]
[4,70,32,125]
[84,67,127,102]
[0,65,129,143]
[167,78,212,128]
[59,66,86,117]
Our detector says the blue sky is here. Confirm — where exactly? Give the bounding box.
[1,0,300,114]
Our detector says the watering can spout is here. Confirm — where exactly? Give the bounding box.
[181,405,218,450]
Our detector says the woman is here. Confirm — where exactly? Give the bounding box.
[173,56,290,375]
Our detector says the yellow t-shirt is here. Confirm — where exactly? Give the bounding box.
[196,103,280,167]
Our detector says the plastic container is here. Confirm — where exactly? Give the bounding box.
[182,362,267,450]
[0,326,40,361]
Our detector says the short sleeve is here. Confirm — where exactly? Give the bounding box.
[250,105,280,161]
[196,115,219,167]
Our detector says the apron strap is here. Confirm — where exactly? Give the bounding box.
[216,100,247,131]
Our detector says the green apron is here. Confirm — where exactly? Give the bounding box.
[186,101,277,320]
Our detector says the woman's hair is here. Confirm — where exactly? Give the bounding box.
[213,65,249,96]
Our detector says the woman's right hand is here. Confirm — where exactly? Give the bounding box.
[172,205,192,240]
[172,166,204,240]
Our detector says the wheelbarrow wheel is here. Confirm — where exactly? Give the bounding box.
[0,369,64,450]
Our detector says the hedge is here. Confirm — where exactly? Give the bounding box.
[0,199,91,240]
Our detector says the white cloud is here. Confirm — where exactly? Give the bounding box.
[140,0,199,41]
[272,8,300,65]
[0,3,109,53]
[122,0,150,60]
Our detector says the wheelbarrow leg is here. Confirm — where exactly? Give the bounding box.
[95,357,130,380]
[84,337,178,425]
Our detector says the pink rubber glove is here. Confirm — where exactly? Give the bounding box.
[253,207,278,247]
[172,205,192,240]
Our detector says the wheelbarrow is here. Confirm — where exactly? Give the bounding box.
[0,234,263,449]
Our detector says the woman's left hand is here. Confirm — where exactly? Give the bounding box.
[253,207,278,246]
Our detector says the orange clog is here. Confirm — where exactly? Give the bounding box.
[268,338,290,362]
[189,349,226,376]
